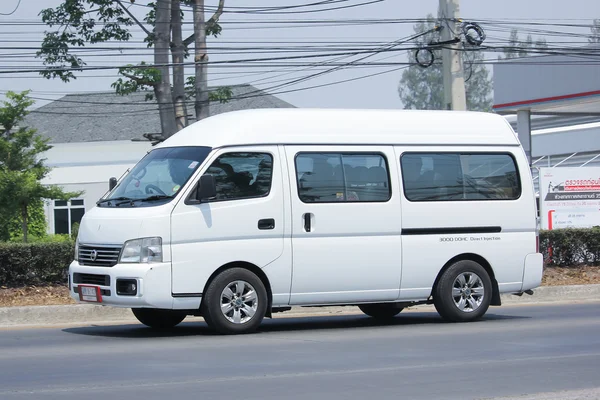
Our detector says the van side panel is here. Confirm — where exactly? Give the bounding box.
[284,145,403,305]
[396,145,537,300]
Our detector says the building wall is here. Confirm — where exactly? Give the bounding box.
[43,140,152,167]
[494,51,600,106]
[41,140,152,235]
[43,182,110,235]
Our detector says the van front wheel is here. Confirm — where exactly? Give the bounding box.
[131,308,186,329]
[433,260,492,322]
[202,268,268,334]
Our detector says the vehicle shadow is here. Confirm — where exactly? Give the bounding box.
[62,310,528,339]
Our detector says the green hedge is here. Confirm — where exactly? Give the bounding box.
[540,227,600,267]
[0,228,598,287]
[0,241,74,287]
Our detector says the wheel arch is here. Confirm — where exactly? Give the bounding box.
[201,261,274,317]
[430,253,501,306]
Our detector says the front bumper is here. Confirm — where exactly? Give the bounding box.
[69,261,176,309]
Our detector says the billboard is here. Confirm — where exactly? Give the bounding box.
[539,167,600,230]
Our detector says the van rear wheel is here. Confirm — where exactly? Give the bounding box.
[433,260,492,322]
[131,308,186,329]
[202,268,268,335]
[358,304,402,319]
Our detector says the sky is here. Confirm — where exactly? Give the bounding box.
[0,0,599,110]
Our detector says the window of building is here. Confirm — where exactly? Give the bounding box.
[401,153,521,202]
[53,199,86,235]
[295,153,391,203]
[203,152,273,201]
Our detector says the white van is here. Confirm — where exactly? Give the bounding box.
[69,109,543,334]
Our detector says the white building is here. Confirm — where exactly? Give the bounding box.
[26,85,295,235]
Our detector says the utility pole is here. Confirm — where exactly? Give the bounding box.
[439,0,467,111]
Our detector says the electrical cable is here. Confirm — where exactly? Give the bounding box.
[0,0,21,16]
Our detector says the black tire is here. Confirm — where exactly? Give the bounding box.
[433,260,492,322]
[358,304,403,319]
[202,268,268,335]
[131,308,186,329]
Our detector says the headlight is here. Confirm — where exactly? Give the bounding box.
[119,237,163,263]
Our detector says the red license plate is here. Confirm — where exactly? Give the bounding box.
[78,285,103,303]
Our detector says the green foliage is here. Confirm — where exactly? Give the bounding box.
[590,19,600,43]
[38,0,226,129]
[37,0,133,82]
[500,29,548,60]
[0,91,82,242]
[71,222,80,241]
[185,77,233,103]
[208,87,234,104]
[540,227,600,267]
[0,90,35,132]
[142,1,158,48]
[8,200,47,241]
[0,241,74,287]
[398,15,493,112]
[206,22,223,38]
[112,62,162,100]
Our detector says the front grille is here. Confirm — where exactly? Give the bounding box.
[73,273,110,286]
[78,245,121,267]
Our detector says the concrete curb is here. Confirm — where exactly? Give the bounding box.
[1,284,600,327]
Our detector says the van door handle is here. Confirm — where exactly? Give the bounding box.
[303,213,312,232]
[258,218,275,230]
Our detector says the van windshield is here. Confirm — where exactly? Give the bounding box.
[100,146,212,207]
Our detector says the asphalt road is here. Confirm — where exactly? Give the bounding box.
[1,302,600,400]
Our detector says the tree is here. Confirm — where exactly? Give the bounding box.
[398,15,493,112]
[0,91,81,242]
[500,29,548,59]
[590,19,600,43]
[37,0,229,139]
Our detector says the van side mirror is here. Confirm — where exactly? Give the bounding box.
[109,177,117,190]
[196,174,217,202]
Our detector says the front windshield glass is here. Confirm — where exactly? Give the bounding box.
[104,146,212,203]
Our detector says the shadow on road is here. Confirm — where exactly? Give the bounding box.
[61,310,528,339]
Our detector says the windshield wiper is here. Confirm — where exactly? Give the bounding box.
[97,197,133,205]
[96,195,173,207]
[137,194,174,202]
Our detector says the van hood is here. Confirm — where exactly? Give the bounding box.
[77,204,173,246]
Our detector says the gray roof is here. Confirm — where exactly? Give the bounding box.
[25,84,295,144]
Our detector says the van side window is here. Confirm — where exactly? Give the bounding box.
[203,152,273,201]
[295,153,391,203]
[401,153,521,201]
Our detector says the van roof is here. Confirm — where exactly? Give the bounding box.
[156,108,520,149]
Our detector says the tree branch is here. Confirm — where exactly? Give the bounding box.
[115,0,153,38]
[120,71,154,86]
[183,33,194,47]
[183,0,224,47]
[206,0,225,31]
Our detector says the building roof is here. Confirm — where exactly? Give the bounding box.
[156,108,521,150]
[24,84,295,144]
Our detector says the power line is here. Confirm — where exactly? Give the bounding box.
[127,0,386,15]
[0,0,21,16]
[22,65,411,118]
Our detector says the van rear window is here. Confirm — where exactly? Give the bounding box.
[295,153,391,203]
[401,153,521,201]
